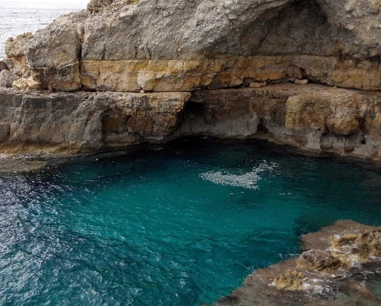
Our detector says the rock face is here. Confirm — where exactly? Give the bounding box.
[178,84,381,161]
[1,0,381,160]
[214,220,381,306]
[1,84,381,160]
[2,0,381,92]
[0,89,188,154]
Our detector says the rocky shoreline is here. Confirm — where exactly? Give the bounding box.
[214,220,381,306]
[0,0,380,161]
[0,83,381,161]
[1,0,381,304]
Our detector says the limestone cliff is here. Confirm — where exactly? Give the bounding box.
[2,0,381,92]
[1,0,381,160]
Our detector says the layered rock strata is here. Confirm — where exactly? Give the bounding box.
[0,89,188,154]
[214,220,381,306]
[180,84,381,161]
[2,0,381,92]
[0,84,380,161]
[1,0,381,160]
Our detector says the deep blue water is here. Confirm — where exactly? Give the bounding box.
[1,139,381,305]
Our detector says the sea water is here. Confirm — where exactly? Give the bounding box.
[1,139,381,305]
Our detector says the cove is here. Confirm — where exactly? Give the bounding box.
[1,139,381,306]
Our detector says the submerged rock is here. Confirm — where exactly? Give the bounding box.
[0,159,47,173]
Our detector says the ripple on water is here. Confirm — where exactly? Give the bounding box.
[0,141,381,305]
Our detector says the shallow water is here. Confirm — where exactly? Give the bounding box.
[1,139,381,305]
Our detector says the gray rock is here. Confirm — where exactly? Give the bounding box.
[0,61,9,73]
[3,0,381,91]
[0,70,19,88]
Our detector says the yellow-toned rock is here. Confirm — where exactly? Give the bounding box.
[12,77,41,91]
[296,249,347,275]
[273,270,306,291]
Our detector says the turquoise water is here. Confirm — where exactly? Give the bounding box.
[1,139,381,305]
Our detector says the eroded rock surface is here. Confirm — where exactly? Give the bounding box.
[0,89,189,154]
[177,84,381,161]
[214,220,381,306]
[2,0,381,91]
[1,84,381,159]
[1,1,381,160]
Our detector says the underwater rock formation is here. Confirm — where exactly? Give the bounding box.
[214,220,381,306]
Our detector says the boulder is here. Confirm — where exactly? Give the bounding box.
[5,33,33,77]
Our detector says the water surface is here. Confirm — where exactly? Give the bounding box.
[1,139,381,305]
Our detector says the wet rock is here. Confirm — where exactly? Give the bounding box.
[273,270,307,291]
[215,220,381,306]
[0,159,47,173]
[350,230,381,261]
[296,250,347,276]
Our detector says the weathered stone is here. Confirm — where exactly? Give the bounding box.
[215,220,381,306]
[174,84,381,161]
[249,82,267,88]
[0,61,9,72]
[296,250,346,275]
[0,70,19,88]
[12,77,41,91]
[273,270,306,291]
[3,0,381,91]
[87,0,115,13]
[0,89,189,154]
[5,33,33,77]
[0,123,10,142]
[294,79,309,85]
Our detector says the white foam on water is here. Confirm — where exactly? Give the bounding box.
[200,160,278,190]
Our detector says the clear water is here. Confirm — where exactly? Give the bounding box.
[0,1,86,59]
[1,139,381,305]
